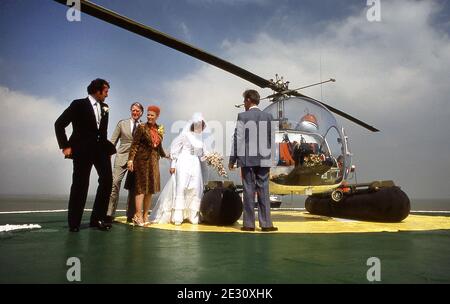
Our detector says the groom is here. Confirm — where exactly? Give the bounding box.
[229,89,278,232]
[55,78,116,232]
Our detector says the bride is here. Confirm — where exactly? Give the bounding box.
[150,113,208,225]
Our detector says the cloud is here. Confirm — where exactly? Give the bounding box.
[0,87,59,155]
[161,0,450,198]
[179,22,191,41]
[0,86,73,195]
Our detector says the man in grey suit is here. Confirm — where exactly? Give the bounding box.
[229,89,278,232]
[106,102,144,222]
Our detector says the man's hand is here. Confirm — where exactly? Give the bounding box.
[62,147,72,158]
[127,160,134,172]
[169,168,176,175]
[228,163,235,171]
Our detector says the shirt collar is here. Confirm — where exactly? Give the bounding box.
[88,95,98,106]
[249,105,259,110]
[131,117,141,123]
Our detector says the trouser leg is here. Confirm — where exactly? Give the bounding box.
[126,187,136,220]
[107,164,127,217]
[241,167,256,228]
[255,167,273,228]
[91,154,113,223]
[68,158,92,228]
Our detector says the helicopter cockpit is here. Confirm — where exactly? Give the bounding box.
[263,96,352,193]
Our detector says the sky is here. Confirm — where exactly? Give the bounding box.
[0,0,449,199]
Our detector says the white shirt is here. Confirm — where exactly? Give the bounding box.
[88,95,101,128]
[129,118,141,134]
[249,105,259,110]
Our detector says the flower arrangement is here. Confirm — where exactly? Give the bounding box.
[303,154,323,167]
[157,124,164,137]
[204,152,228,178]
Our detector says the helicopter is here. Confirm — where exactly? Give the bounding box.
[53,0,410,222]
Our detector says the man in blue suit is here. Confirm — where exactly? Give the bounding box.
[229,89,278,232]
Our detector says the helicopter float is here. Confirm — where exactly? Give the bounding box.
[53,0,410,222]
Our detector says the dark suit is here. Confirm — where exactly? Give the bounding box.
[230,107,274,229]
[55,97,116,229]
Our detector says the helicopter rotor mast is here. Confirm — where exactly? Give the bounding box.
[261,78,336,101]
[53,0,379,132]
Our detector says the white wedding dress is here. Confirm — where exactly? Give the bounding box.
[150,118,208,225]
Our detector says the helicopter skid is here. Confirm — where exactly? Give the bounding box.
[305,181,410,222]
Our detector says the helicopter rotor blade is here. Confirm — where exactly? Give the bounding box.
[290,91,379,132]
[53,0,279,91]
[54,0,379,132]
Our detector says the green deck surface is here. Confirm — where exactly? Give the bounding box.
[1,212,450,283]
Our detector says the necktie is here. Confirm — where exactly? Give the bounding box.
[132,120,138,136]
[94,102,101,127]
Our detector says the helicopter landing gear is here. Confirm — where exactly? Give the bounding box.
[305,180,411,222]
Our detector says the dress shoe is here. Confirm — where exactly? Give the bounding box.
[241,226,255,232]
[261,226,278,232]
[104,216,114,224]
[89,220,112,231]
[69,227,80,232]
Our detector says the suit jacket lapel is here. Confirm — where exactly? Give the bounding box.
[99,104,108,130]
[125,119,133,138]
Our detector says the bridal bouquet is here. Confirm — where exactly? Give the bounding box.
[204,152,228,178]
[304,154,323,167]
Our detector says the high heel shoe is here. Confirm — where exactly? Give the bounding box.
[132,214,144,227]
[143,213,150,225]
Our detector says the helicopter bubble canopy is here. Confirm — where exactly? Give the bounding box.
[263,96,351,192]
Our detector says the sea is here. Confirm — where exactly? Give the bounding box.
[0,194,449,213]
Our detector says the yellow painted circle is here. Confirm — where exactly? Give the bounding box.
[116,211,450,234]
